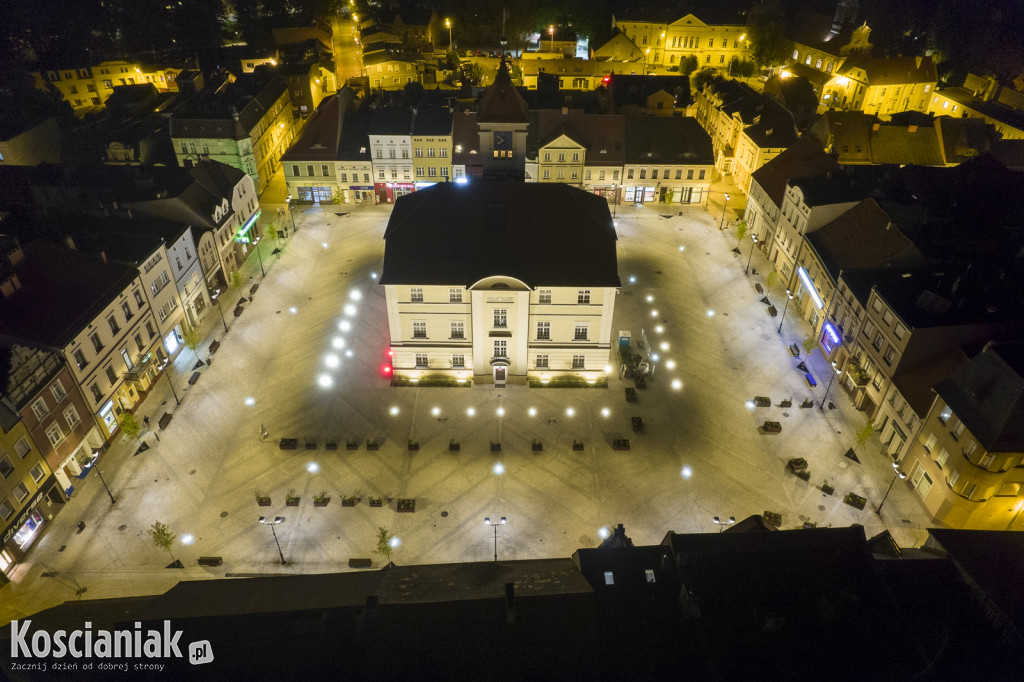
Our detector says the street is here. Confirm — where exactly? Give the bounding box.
[0,193,933,625]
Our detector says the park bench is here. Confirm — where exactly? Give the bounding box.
[754,282,764,294]
[158,412,173,430]
[197,556,223,567]
[805,373,817,388]
[279,438,298,450]
[789,343,801,357]
[348,558,373,568]
[188,372,201,385]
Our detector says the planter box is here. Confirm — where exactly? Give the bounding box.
[158,412,173,430]
[286,498,300,507]
[449,442,460,452]
[821,484,835,496]
[532,441,543,451]
[325,440,338,451]
[490,442,501,453]
[573,440,584,451]
[613,439,631,451]
[754,396,771,407]
[632,417,645,433]
[407,441,419,451]
[795,470,811,481]
[844,493,867,510]
[762,421,782,433]
[787,458,808,471]
[279,438,298,450]
[256,498,271,507]
[348,558,373,569]
[314,499,330,507]
[366,440,379,451]
[625,388,637,402]
[763,511,782,527]
[369,499,383,508]
[779,399,792,408]
[197,556,222,567]
[346,440,359,450]
[397,498,415,513]
[341,499,357,507]
[803,521,817,529]
[304,438,317,450]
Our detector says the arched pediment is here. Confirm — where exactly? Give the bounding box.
[468,275,531,291]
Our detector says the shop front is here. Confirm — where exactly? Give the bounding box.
[349,185,375,203]
[297,186,334,203]
[374,183,415,204]
[1,475,62,584]
[590,186,618,203]
[624,185,656,204]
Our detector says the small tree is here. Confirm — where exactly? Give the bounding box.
[735,220,748,245]
[228,269,243,293]
[118,412,142,444]
[149,520,177,564]
[765,268,779,289]
[183,326,201,366]
[375,526,396,565]
[855,419,875,452]
[802,334,818,357]
[679,55,699,76]
[265,223,279,243]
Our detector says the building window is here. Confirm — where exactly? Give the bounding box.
[952,421,965,441]
[577,290,591,305]
[146,321,156,339]
[936,448,949,467]
[698,170,706,180]
[494,309,507,328]
[415,353,428,368]
[574,323,588,341]
[73,349,87,369]
[494,340,507,358]
[450,321,464,339]
[292,164,300,176]
[121,301,133,320]
[65,405,81,429]
[0,498,12,520]
[90,383,102,401]
[452,354,465,368]
[883,346,895,366]
[536,354,549,369]
[13,482,29,502]
[639,168,647,179]
[449,288,463,303]
[872,333,884,351]
[923,432,937,453]
[412,321,427,339]
[410,287,423,303]
[29,464,45,483]
[652,169,659,180]
[134,333,145,353]
[939,405,952,424]
[537,321,550,340]
[0,457,12,478]
[90,332,103,352]
[572,355,585,369]
[105,366,117,385]
[321,164,330,177]
[31,398,48,421]
[538,289,552,304]
[14,437,30,458]
[46,423,65,447]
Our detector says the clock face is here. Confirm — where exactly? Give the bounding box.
[493,131,512,150]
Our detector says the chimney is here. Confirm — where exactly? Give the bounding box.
[505,582,516,624]
[6,247,24,267]
[908,124,918,133]
[64,235,76,250]
[872,122,881,131]
[1,274,22,299]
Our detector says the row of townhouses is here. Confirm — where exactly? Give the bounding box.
[0,159,263,579]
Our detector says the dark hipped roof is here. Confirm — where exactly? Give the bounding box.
[786,10,852,54]
[805,198,925,281]
[623,116,712,164]
[891,347,971,418]
[933,343,1024,452]
[0,241,138,348]
[381,183,619,288]
[749,136,836,208]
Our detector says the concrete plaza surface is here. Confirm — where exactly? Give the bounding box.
[0,194,934,625]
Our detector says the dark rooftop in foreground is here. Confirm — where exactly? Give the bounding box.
[381,182,619,288]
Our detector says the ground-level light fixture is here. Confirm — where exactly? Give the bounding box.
[245,397,255,406]
[306,462,319,473]
[181,534,194,545]
[671,379,682,390]
[713,516,736,532]
[317,374,333,388]
[344,303,357,316]
[666,360,676,370]
[497,407,505,416]
[431,406,441,416]
[646,295,654,302]
[350,289,362,301]
[332,337,345,349]
[660,342,670,351]
[493,463,505,475]
[338,320,352,332]
[601,407,611,417]
[566,407,575,417]
[681,466,692,479]
[258,516,287,565]
[289,306,298,314]
[484,516,506,561]
[467,407,476,416]
[650,309,659,317]
[389,406,399,415]
[325,354,340,368]
[528,407,537,417]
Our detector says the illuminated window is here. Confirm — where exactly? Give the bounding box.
[537,321,550,340]
[572,355,585,369]
[410,287,423,303]
[449,288,463,303]
[415,354,428,367]
[577,290,591,305]
[412,321,426,338]
[538,289,551,304]
[451,354,465,368]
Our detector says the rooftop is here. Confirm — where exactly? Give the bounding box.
[381,182,619,288]
[750,136,838,208]
[622,116,713,164]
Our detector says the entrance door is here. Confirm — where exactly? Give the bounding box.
[494,367,506,387]
[911,466,933,500]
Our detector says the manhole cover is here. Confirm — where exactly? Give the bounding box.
[656,270,662,274]
[220,511,229,518]
[59,545,67,552]
[440,511,448,518]
[623,290,633,295]
[818,505,826,511]
[118,525,127,531]
[276,310,281,314]
[705,252,710,255]
[190,469,196,475]
[782,412,790,417]
[723,312,729,316]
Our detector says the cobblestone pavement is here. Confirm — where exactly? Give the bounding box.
[0,197,933,625]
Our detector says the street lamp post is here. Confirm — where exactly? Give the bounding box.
[445,18,452,49]
[745,235,759,274]
[484,516,506,561]
[818,361,840,410]
[549,26,555,53]
[876,461,907,515]
[713,516,735,533]
[259,516,287,565]
[777,288,794,334]
[612,184,618,218]
[160,360,181,406]
[90,453,116,505]
[285,196,296,234]
[718,193,731,229]
[211,288,228,333]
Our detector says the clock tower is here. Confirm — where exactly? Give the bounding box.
[477,52,529,181]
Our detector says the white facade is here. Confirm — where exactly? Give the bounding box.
[63,276,162,438]
[138,248,184,357]
[774,185,857,285]
[369,134,414,186]
[384,278,617,386]
[166,226,209,329]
